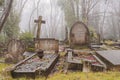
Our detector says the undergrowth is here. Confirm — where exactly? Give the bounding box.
[0,63,120,80]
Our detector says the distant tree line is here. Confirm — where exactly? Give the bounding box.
[57,0,120,41]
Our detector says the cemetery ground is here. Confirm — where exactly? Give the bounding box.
[0,62,120,80]
[0,51,120,80]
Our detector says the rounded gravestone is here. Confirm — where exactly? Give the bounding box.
[70,21,90,47]
[5,39,25,63]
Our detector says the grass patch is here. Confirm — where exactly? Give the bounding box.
[59,52,66,57]
[71,45,89,49]
[0,63,120,80]
[48,72,120,80]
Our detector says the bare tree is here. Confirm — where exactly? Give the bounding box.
[81,0,99,25]
[0,0,13,32]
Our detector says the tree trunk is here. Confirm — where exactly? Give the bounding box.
[0,0,13,32]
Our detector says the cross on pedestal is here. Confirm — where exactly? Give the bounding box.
[34,16,45,39]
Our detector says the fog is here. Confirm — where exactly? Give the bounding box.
[16,0,120,40]
[18,0,65,40]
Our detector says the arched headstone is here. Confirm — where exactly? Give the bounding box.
[70,21,90,47]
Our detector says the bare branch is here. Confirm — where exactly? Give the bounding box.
[0,0,13,32]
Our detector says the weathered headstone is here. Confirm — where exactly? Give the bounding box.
[5,39,25,63]
[70,21,90,47]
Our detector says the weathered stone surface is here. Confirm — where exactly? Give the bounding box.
[5,39,25,63]
[13,54,58,73]
[70,22,90,47]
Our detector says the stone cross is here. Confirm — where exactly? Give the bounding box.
[34,16,45,39]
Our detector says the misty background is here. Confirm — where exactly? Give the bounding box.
[1,0,120,41]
